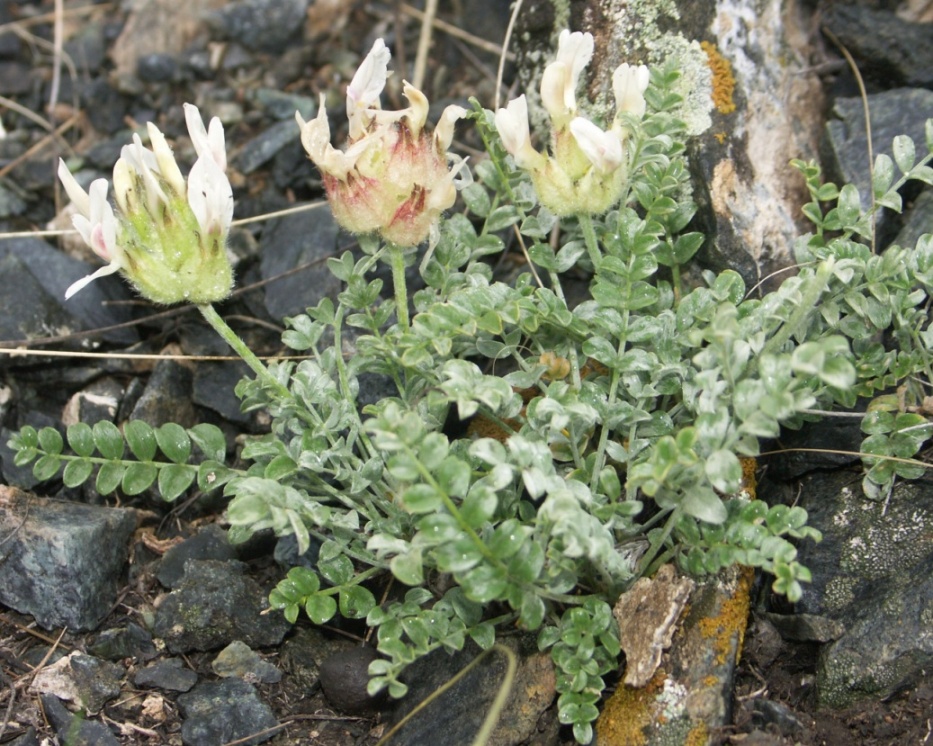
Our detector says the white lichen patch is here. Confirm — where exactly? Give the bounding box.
[644,34,714,136]
[656,677,689,721]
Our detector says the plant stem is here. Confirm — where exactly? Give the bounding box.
[578,213,602,272]
[198,304,291,400]
[388,243,410,330]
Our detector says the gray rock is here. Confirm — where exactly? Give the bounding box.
[0,236,138,345]
[135,657,199,692]
[259,204,342,320]
[387,636,557,746]
[278,626,350,693]
[237,119,299,174]
[0,486,137,630]
[178,679,279,746]
[5,727,39,746]
[250,87,317,121]
[192,358,254,425]
[213,0,309,51]
[158,524,238,588]
[823,88,933,215]
[62,377,123,428]
[0,179,27,217]
[152,559,291,653]
[794,471,933,708]
[822,4,933,89]
[894,188,933,251]
[212,640,282,683]
[0,62,32,95]
[40,694,120,746]
[128,358,197,429]
[319,646,382,714]
[273,532,321,570]
[30,651,123,713]
[88,621,158,661]
[136,52,178,83]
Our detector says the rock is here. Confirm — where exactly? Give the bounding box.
[249,87,317,121]
[63,22,107,74]
[273,532,322,570]
[40,694,120,746]
[128,356,197,429]
[212,0,309,51]
[88,621,159,661]
[794,471,933,708]
[279,626,346,693]
[192,358,254,425]
[822,4,933,89]
[135,658,199,692]
[177,679,279,746]
[5,727,38,746]
[0,252,76,346]
[760,612,845,644]
[0,62,32,95]
[894,188,933,251]
[29,651,123,714]
[61,377,123,428]
[0,180,27,217]
[750,698,807,738]
[0,236,138,346]
[259,204,342,320]
[0,486,137,630]
[597,566,754,745]
[136,52,179,83]
[157,524,239,588]
[237,119,301,174]
[152,559,291,653]
[386,636,557,746]
[319,646,382,714]
[822,88,933,218]
[212,640,282,683]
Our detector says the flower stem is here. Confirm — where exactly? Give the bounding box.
[198,303,290,400]
[388,244,410,330]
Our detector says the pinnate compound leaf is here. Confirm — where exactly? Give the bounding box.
[96,462,125,494]
[67,423,94,457]
[122,463,158,495]
[124,420,157,461]
[158,464,196,501]
[155,423,191,464]
[38,427,63,455]
[93,421,124,460]
[188,423,227,462]
[62,458,94,488]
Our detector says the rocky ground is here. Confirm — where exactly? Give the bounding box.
[0,1,932,745]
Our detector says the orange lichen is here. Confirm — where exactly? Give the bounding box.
[713,132,727,144]
[596,670,668,746]
[697,566,754,666]
[700,41,736,115]
[685,721,709,746]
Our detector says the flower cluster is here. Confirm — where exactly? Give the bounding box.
[296,39,467,247]
[58,104,234,304]
[495,30,649,216]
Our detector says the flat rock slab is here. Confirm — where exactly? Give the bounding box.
[177,679,279,746]
[0,485,136,630]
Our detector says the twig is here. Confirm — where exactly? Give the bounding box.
[48,0,64,118]
[411,0,438,91]
[495,0,524,110]
[398,3,513,62]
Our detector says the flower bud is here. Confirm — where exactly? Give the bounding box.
[296,39,467,247]
[59,104,234,304]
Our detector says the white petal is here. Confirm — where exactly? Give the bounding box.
[147,122,185,195]
[57,159,90,216]
[184,103,227,172]
[613,63,650,118]
[494,96,540,169]
[569,118,622,172]
[347,38,391,115]
[187,156,233,235]
[435,104,466,152]
[555,30,593,99]
[64,262,122,300]
[112,158,134,215]
[540,61,571,121]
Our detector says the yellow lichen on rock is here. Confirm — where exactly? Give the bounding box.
[697,566,754,666]
[700,41,736,114]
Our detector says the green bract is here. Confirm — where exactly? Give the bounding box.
[10,63,933,742]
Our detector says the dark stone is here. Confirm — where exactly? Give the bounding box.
[894,188,933,250]
[259,204,341,320]
[273,532,321,571]
[793,471,933,707]
[0,62,32,95]
[80,77,131,135]
[66,653,125,713]
[64,23,107,74]
[128,358,197,429]
[0,486,137,631]
[6,727,39,746]
[88,621,158,661]
[0,252,75,346]
[212,0,309,52]
[237,119,301,175]
[250,88,317,121]
[822,5,933,89]
[177,679,279,746]
[823,88,933,217]
[192,358,253,425]
[0,236,138,346]
[62,377,123,428]
[751,699,806,737]
[135,657,199,692]
[152,559,291,653]
[761,612,845,643]
[157,524,239,589]
[212,640,282,683]
[136,52,179,83]
[40,694,120,746]
[319,646,383,714]
[0,180,27,217]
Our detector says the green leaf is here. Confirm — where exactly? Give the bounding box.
[93,421,124,460]
[305,594,338,624]
[339,586,376,619]
[469,622,495,650]
[265,455,298,481]
[188,423,227,462]
[155,423,191,464]
[67,423,95,457]
[38,427,63,455]
[435,456,471,498]
[391,548,425,585]
[318,554,354,585]
[519,591,546,630]
[705,449,742,493]
[33,454,61,481]
[681,487,727,524]
[96,462,125,494]
[122,463,158,495]
[62,458,94,488]
[124,420,157,461]
[460,486,497,528]
[158,464,196,501]
[485,205,520,232]
[399,484,443,514]
[892,135,916,173]
[197,461,236,492]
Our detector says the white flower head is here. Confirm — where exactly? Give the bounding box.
[613,63,650,118]
[494,95,542,170]
[184,103,227,172]
[569,118,622,173]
